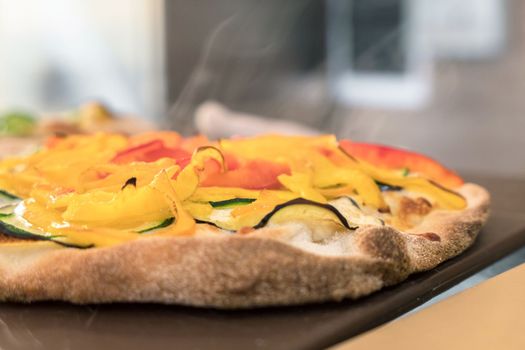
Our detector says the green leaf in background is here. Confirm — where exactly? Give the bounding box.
[0,111,36,136]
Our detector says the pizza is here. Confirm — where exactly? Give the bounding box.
[0,102,155,159]
[0,132,489,308]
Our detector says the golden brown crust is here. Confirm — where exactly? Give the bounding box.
[0,183,489,308]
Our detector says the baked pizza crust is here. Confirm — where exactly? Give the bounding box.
[0,183,489,308]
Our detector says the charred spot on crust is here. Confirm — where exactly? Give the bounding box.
[356,227,411,282]
[357,227,408,263]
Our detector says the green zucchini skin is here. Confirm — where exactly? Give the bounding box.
[0,214,92,249]
[253,198,357,230]
[0,200,174,247]
[0,204,16,217]
[137,217,175,233]
[209,198,255,208]
[0,191,88,247]
[196,198,358,232]
[0,213,176,247]
[0,190,21,209]
[0,189,20,200]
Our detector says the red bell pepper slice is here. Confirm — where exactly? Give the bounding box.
[200,159,290,190]
[339,140,464,188]
[112,140,191,166]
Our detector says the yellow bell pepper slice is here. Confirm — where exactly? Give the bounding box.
[337,147,466,210]
[231,190,298,218]
[16,200,140,248]
[219,134,338,169]
[0,133,129,196]
[277,172,326,203]
[174,146,225,200]
[310,153,386,209]
[182,201,213,219]
[19,169,197,247]
[61,180,172,230]
[187,190,297,231]
[150,170,195,237]
[77,158,178,193]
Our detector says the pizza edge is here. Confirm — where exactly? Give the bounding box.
[0,183,489,308]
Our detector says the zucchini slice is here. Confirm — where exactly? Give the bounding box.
[0,204,17,217]
[197,198,360,232]
[136,217,175,233]
[209,198,255,209]
[0,214,92,248]
[0,189,20,207]
[254,198,357,230]
[329,197,385,227]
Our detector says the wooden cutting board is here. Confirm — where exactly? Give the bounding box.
[333,262,525,350]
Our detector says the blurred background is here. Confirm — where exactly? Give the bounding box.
[0,0,522,177]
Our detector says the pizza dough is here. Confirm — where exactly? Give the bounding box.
[0,183,488,308]
[0,133,490,308]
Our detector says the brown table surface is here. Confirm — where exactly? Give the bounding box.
[1,175,525,350]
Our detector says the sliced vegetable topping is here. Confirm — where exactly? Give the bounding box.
[0,132,468,248]
[173,146,225,200]
[337,144,467,210]
[0,189,20,207]
[0,189,20,200]
[112,139,191,167]
[0,213,92,248]
[201,158,290,190]
[253,198,356,230]
[339,140,464,189]
[137,217,175,233]
[0,204,17,217]
[209,198,256,208]
[61,176,173,229]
